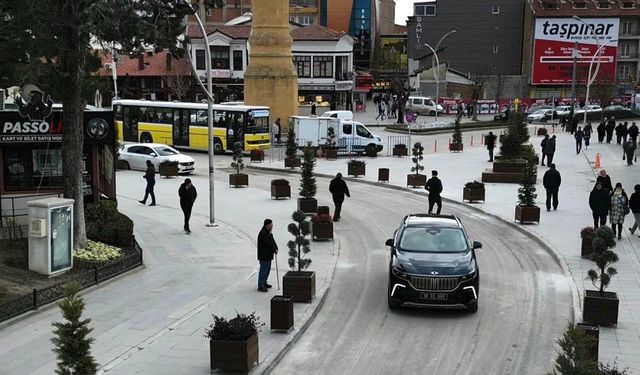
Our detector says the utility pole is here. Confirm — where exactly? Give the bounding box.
[570,41,580,112]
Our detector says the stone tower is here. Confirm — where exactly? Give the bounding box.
[244,0,298,130]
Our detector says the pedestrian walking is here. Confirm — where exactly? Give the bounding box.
[574,126,584,154]
[628,184,640,237]
[486,131,497,162]
[606,117,616,143]
[622,121,629,144]
[560,116,567,132]
[589,182,610,228]
[544,135,557,166]
[543,163,561,211]
[390,100,398,118]
[610,183,629,240]
[597,118,606,143]
[570,116,578,135]
[329,173,350,222]
[138,160,156,206]
[596,169,613,192]
[257,219,278,292]
[425,170,443,215]
[615,122,625,145]
[272,118,281,144]
[311,102,317,116]
[376,101,385,121]
[629,121,639,147]
[540,134,549,166]
[583,122,592,150]
[624,139,636,166]
[178,178,197,233]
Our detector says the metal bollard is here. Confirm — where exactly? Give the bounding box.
[471,135,474,146]
[434,139,437,153]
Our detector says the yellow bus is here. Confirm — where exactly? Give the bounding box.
[112,100,271,153]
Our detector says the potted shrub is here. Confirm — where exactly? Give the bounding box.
[449,117,464,152]
[250,149,264,162]
[514,160,540,223]
[270,179,290,200]
[550,323,600,373]
[580,226,596,257]
[392,143,408,157]
[270,295,294,331]
[347,159,366,177]
[205,312,264,372]
[159,160,179,177]
[284,120,301,168]
[407,142,426,188]
[463,181,485,203]
[297,143,318,214]
[283,210,316,303]
[537,126,548,136]
[325,126,338,160]
[583,226,619,326]
[311,212,333,241]
[229,142,248,187]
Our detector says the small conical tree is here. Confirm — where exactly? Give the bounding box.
[500,112,528,160]
[517,160,537,206]
[411,142,425,176]
[547,323,599,375]
[452,117,463,145]
[326,126,336,149]
[285,120,298,163]
[299,142,317,199]
[587,226,618,295]
[287,210,311,272]
[51,282,98,375]
[230,142,244,174]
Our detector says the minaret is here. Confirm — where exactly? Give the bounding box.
[244,0,298,130]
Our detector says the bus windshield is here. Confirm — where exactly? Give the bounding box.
[248,116,269,134]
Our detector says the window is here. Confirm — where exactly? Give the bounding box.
[210,46,229,69]
[293,55,311,77]
[597,1,611,8]
[335,56,349,80]
[233,50,243,71]
[415,4,436,16]
[493,45,499,53]
[399,227,468,253]
[619,64,631,78]
[621,1,635,8]
[289,15,296,23]
[191,109,208,127]
[491,5,500,14]
[356,125,372,138]
[301,15,314,25]
[622,21,633,35]
[342,124,352,135]
[196,50,206,70]
[413,98,422,105]
[313,56,333,78]
[573,1,587,8]
[4,147,64,191]
[621,43,631,57]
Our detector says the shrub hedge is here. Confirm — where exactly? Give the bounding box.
[85,200,134,247]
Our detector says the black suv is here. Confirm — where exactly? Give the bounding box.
[385,214,481,312]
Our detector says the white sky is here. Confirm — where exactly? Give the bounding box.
[395,0,422,25]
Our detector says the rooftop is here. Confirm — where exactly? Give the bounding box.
[187,24,348,41]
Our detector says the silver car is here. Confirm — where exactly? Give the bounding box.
[118,143,195,174]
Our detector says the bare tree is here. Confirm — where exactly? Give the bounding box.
[163,72,193,102]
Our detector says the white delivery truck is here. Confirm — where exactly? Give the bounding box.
[290,116,384,155]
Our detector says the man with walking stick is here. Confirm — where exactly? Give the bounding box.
[257,219,278,292]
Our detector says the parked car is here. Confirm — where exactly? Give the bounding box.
[553,105,572,119]
[493,107,511,121]
[118,143,195,174]
[527,109,554,123]
[405,96,444,116]
[527,104,552,114]
[575,105,602,114]
[604,104,630,111]
[385,214,481,312]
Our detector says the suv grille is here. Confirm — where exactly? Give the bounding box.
[410,276,459,291]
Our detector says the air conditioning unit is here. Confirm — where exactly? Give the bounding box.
[29,218,46,238]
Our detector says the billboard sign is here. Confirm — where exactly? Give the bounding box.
[532,18,619,85]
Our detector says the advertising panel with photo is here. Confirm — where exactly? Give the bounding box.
[532,18,619,85]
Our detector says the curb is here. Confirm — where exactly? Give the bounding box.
[248,164,582,325]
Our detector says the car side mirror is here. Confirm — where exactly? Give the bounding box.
[150,153,157,157]
[385,238,394,247]
[472,241,482,250]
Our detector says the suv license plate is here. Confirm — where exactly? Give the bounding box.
[420,292,448,301]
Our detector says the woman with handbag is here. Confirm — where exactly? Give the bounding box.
[610,183,629,240]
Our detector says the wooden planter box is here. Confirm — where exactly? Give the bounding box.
[583,290,619,326]
[271,295,294,331]
[449,142,464,152]
[481,170,524,183]
[537,127,548,136]
[347,163,366,177]
[575,322,599,362]
[250,149,264,162]
[317,206,330,215]
[515,205,540,224]
[159,163,179,177]
[581,237,594,257]
[284,157,301,168]
[297,198,318,214]
[463,187,485,202]
[270,182,291,199]
[392,146,408,157]
[210,334,259,372]
[493,161,527,173]
[312,221,334,241]
[116,159,129,170]
[378,168,389,182]
[229,173,249,187]
[407,173,427,188]
[282,271,316,303]
[325,148,338,160]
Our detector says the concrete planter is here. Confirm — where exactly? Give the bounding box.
[282,271,316,303]
[481,169,524,183]
[284,157,301,169]
[209,334,259,372]
[347,162,366,177]
[463,187,485,202]
[449,142,463,152]
[229,173,248,188]
[250,149,264,162]
[406,173,426,188]
[515,205,540,224]
[537,127,548,136]
[317,206,330,215]
[270,180,290,199]
[325,148,338,160]
[581,237,594,257]
[297,198,318,214]
[378,168,389,182]
[270,295,294,331]
[583,290,619,326]
[493,160,527,173]
[312,221,333,241]
[392,146,408,157]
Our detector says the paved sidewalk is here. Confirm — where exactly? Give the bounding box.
[0,171,339,374]
[254,124,640,372]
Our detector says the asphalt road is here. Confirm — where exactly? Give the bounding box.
[265,175,572,375]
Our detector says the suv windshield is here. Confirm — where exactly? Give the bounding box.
[399,227,468,253]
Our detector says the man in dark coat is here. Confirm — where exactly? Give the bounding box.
[139,160,156,206]
[540,134,549,166]
[597,118,606,143]
[615,122,626,145]
[257,219,278,292]
[629,184,640,235]
[624,139,636,166]
[178,178,197,233]
[486,131,496,162]
[425,170,443,214]
[570,115,578,135]
[544,135,557,166]
[595,169,613,192]
[606,117,616,143]
[329,173,350,222]
[543,164,561,211]
[589,182,610,228]
[311,102,317,116]
[574,126,584,154]
[628,121,639,147]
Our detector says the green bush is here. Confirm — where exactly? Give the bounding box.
[85,200,133,247]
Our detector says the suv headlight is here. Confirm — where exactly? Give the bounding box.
[460,270,476,281]
[392,265,408,279]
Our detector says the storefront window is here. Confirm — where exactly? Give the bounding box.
[4,147,63,191]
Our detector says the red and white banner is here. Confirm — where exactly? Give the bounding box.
[532,18,619,85]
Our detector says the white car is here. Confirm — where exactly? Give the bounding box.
[553,105,572,118]
[527,109,553,123]
[118,143,195,174]
[575,105,602,114]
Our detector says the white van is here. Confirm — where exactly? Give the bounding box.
[406,96,444,116]
[320,110,353,121]
[291,116,383,155]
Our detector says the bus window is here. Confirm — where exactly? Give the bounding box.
[190,109,207,126]
[215,111,227,128]
[115,105,123,121]
[139,107,148,122]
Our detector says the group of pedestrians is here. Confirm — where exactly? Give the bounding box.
[588,170,639,240]
[596,117,639,165]
[374,93,397,121]
[540,134,557,166]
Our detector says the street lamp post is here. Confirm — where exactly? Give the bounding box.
[429,30,456,124]
[422,43,440,123]
[583,40,617,124]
